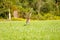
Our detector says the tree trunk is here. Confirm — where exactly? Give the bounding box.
[8,9,11,20]
[56,3,59,15]
[36,0,42,20]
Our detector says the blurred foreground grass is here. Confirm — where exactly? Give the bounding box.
[0,20,60,40]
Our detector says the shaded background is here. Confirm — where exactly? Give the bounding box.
[0,0,60,20]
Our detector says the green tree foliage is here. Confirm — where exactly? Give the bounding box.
[0,0,60,20]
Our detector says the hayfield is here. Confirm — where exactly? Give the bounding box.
[0,20,60,40]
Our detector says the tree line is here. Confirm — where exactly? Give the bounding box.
[0,0,60,20]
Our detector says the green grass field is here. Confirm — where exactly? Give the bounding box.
[0,20,60,40]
